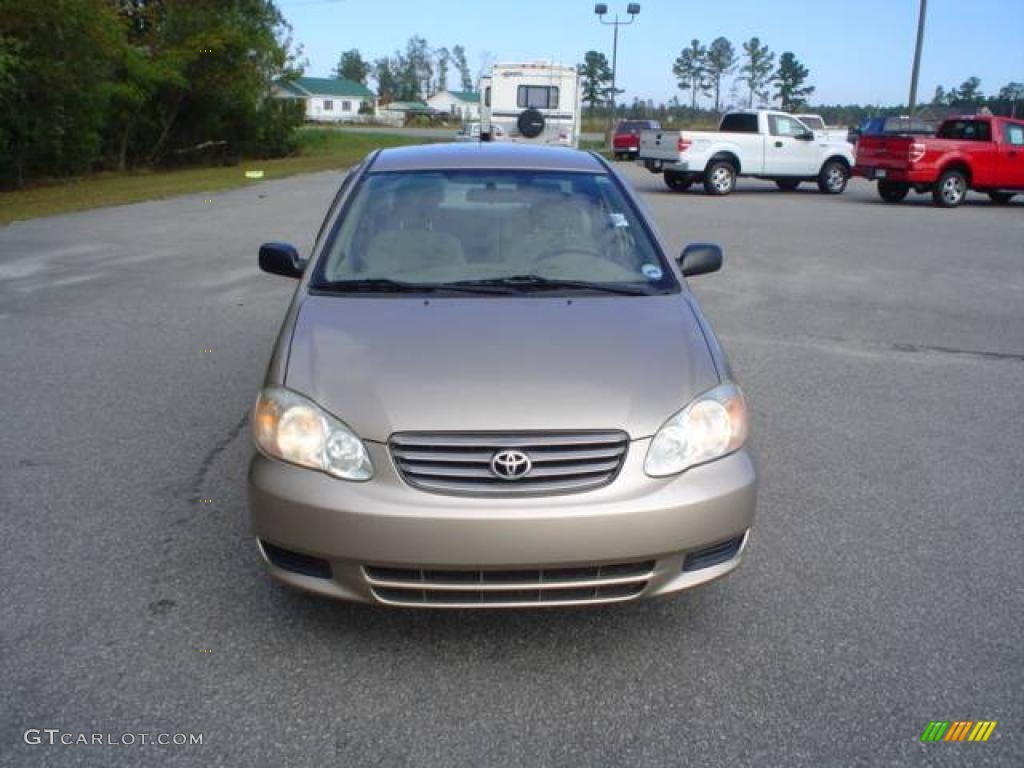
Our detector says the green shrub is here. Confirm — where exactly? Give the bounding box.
[253,98,304,158]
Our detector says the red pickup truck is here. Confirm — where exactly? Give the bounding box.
[613,120,660,160]
[854,115,1024,207]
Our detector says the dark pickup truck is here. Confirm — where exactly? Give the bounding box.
[849,116,935,145]
[854,115,1024,207]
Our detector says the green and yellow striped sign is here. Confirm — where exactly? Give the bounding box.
[921,721,997,742]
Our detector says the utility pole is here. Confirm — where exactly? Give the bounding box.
[594,4,640,149]
[908,0,927,113]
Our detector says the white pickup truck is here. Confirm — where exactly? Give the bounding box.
[639,110,856,195]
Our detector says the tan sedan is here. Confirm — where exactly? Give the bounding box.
[249,143,757,607]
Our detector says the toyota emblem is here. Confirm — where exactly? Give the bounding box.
[490,450,532,480]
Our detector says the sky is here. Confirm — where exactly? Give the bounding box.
[277,0,1023,106]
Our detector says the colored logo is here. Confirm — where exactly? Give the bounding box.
[921,721,997,742]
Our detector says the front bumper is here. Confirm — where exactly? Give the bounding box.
[248,440,757,606]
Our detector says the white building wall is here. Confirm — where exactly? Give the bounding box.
[304,95,364,123]
[374,107,406,127]
[426,92,480,120]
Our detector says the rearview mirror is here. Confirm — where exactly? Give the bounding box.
[678,243,723,277]
[797,131,814,141]
[259,242,306,279]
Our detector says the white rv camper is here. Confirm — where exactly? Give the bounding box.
[480,62,581,147]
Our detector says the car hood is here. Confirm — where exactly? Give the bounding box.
[284,294,718,441]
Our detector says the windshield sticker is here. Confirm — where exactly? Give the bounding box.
[609,212,629,228]
[641,264,663,280]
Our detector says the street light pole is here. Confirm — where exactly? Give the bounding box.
[595,3,640,149]
[908,0,927,113]
[610,21,618,138]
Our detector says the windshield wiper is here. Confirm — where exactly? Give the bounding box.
[441,275,651,296]
[313,278,517,295]
[315,278,430,293]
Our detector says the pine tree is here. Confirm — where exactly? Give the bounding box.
[334,50,369,84]
[672,39,708,110]
[578,50,612,113]
[451,45,472,92]
[705,37,736,114]
[774,52,814,111]
[957,77,983,102]
[740,37,775,108]
[436,47,449,93]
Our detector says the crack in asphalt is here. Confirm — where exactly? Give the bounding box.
[887,341,1024,363]
[729,333,1024,364]
[188,411,250,504]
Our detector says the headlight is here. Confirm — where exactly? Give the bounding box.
[644,382,749,477]
[253,388,373,481]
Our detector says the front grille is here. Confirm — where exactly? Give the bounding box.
[389,431,628,496]
[364,560,654,607]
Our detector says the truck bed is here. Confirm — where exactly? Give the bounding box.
[639,130,763,167]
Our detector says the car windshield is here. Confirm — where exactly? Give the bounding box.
[315,169,677,294]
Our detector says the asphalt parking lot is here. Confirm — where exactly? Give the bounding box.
[1,160,1021,767]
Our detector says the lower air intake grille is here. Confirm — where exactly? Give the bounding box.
[260,540,332,579]
[364,560,655,607]
[389,431,629,497]
[682,535,745,572]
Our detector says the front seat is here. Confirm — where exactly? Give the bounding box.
[364,230,465,277]
[364,177,465,278]
[390,177,445,231]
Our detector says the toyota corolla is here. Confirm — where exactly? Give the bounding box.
[249,143,757,607]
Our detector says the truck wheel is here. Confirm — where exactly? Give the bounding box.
[932,169,968,207]
[878,180,910,203]
[988,191,1015,204]
[703,161,736,196]
[664,171,693,192]
[817,160,849,194]
[775,179,801,191]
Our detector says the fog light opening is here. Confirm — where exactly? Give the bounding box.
[682,534,746,572]
[260,540,332,579]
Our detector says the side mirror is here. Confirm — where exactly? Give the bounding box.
[259,242,306,279]
[678,243,723,277]
[797,131,815,141]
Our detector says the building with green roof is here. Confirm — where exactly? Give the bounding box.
[426,90,482,121]
[273,76,375,123]
[375,100,445,126]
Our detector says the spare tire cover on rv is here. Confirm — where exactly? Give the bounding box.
[517,109,545,138]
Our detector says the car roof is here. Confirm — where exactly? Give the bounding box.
[370,143,606,174]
